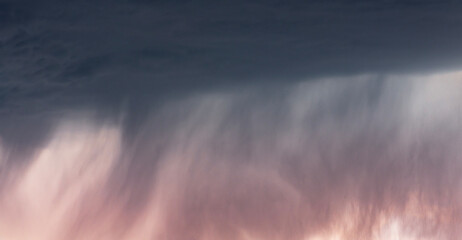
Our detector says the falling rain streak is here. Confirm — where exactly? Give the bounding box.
[1,72,462,239]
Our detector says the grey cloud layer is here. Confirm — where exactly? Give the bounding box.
[1,1,462,239]
[1,0,462,116]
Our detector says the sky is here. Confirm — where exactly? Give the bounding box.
[1,0,462,239]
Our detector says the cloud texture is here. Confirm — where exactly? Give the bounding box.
[1,0,462,116]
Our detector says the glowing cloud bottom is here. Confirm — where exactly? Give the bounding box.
[1,72,462,239]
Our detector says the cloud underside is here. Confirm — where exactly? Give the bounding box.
[1,1,462,116]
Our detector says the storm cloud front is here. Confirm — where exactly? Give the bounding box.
[1,71,462,239]
[2,0,462,239]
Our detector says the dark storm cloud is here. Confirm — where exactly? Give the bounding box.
[0,0,462,149]
[0,1,34,27]
[0,0,461,113]
[1,1,462,239]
